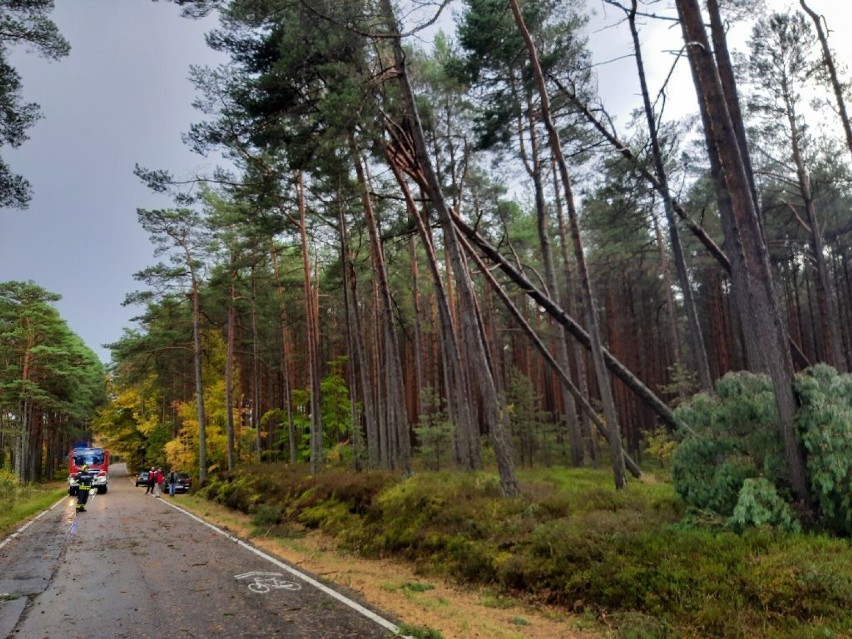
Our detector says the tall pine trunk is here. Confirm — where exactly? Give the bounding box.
[352,145,411,473]
[627,0,712,392]
[522,97,583,465]
[676,0,810,506]
[270,244,297,464]
[379,0,517,494]
[297,172,323,476]
[508,0,625,488]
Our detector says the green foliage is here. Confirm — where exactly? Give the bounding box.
[413,387,454,472]
[729,478,801,533]
[0,484,67,538]
[507,368,559,466]
[641,427,678,471]
[658,363,699,408]
[320,356,352,446]
[0,281,106,481]
[289,389,313,463]
[0,1,70,208]
[0,464,18,502]
[671,372,786,519]
[673,368,852,535]
[794,365,852,534]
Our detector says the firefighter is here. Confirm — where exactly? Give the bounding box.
[76,464,94,511]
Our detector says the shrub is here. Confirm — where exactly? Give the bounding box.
[671,368,852,533]
[0,464,18,502]
[729,478,801,533]
[794,365,852,534]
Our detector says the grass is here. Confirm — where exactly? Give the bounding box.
[0,482,67,538]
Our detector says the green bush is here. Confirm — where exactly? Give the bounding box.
[794,365,852,534]
[672,367,852,534]
[729,478,801,533]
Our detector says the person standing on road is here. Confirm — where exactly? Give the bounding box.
[167,469,177,497]
[153,467,164,498]
[145,467,156,495]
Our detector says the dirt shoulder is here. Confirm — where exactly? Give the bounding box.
[177,495,605,639]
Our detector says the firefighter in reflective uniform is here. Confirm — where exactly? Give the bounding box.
[76,464,94,511]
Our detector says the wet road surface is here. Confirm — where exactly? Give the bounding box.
[0,464,402,639]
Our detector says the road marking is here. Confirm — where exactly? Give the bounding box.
[235,571,303,594]
[162,499,413,638]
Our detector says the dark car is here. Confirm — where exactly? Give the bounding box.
[170,472,192,493]
[135,470,149,487]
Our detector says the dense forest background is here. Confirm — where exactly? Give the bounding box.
[2,0,851,527]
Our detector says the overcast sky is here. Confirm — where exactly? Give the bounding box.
[2,0,224,362]
[1,0,849,364]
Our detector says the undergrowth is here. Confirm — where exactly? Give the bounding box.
[198,464,852,638]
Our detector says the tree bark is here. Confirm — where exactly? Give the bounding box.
[800,0,852,160]
[270,244,297,464]
[522,92,583,465]
[676,0,810,505]
[353,144,411,474]
[451,210,687,433]
[458,230,643,478]
[385,155,481,471]
[508,0,625,488]
[225,261,237,471]
[627,0,712,392]
[379,0,518,496]
[297,172,323,476]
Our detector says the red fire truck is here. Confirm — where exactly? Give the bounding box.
[68,447,109,496]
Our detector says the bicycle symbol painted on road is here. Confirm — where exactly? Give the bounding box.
[235,571,303,594]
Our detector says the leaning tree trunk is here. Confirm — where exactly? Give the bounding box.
[786,98,845,371]
[676,0,810,506]
[409,236,426,418]
[799,0,852,161]
[551,159,596,461]
[522,95,583,465]
[508,0,625,488]
[707,0,760,214]
[459,229,644,478]
[338,203,374,469]
[379,0,518,496]
[628,0,713,392]
[451,210,688,433]
[385,156,481,471]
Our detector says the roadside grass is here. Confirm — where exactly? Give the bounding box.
[0,482,66,538]
[194,463,852,639]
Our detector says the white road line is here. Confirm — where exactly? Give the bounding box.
[0,496,67,551]
[162,499,413,639]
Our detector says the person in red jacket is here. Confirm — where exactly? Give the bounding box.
[153,467,164,497]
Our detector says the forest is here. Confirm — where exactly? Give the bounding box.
[3,0,852,541]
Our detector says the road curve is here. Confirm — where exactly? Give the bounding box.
[0,463,402,639]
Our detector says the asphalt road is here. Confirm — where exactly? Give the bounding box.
[0,463,402,639]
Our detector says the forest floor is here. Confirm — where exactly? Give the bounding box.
[178,494,606,639]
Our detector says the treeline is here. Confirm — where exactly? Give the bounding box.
[0,281,106,483]
[99,0,850,512]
